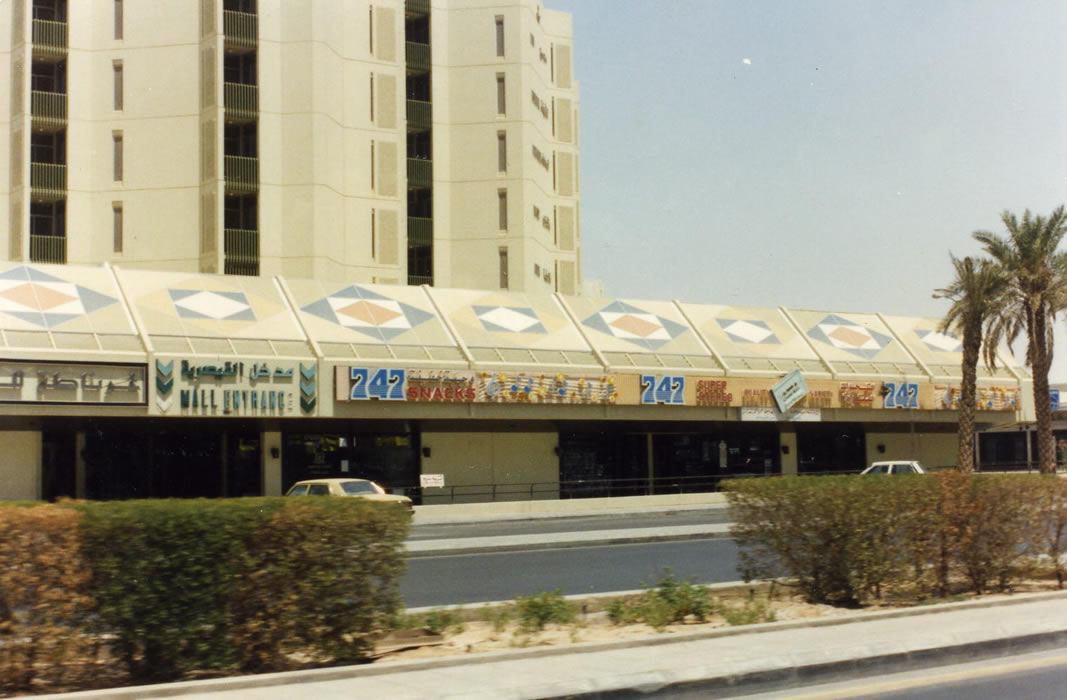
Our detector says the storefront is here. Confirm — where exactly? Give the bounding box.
[0,262,1029,502]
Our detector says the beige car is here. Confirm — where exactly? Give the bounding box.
[285,478,413,513]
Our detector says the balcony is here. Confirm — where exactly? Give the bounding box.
[224,228,259,276]
[406,158,432,189]
[406,41,430,74]
[32,19,67,59]
[30,163,66,201]
[224,82,258,123]
[223,10,257,53]
[408,217,432,246]
[406,99,431,131]
[31,91,67,131]
[407,274,433,286]
[29,235,66,264]
[405,0,430,17]
[224,155,258,194]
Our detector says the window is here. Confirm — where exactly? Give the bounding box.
[370,141,375,190]
[371,208,376,259]
[112,203,123,253]
[497,131,507,172]
[495,16,505,57]
[496,74,506,115]
[499,247,509,289]
[113,132,123,181]
[114,0,123,40]
[113,62,123,110]
[498,189,507,230]
[370,74,375,122]
[369,6,374,54]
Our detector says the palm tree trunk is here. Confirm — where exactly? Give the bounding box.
[956,321,981,472]
[1032,312,1056,473]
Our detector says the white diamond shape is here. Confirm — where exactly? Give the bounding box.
[175,291,250,319]
[921,331,962,352]
[478,307,540,332]
[722,320,773,344]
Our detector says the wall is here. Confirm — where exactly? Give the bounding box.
[0,430,41,500]
[865,430,957,471]
[419,430,558,503]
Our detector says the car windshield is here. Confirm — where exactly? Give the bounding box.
[286,484,309,496]
[341,481,384,495]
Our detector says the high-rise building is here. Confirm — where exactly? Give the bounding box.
[1,0,581,293]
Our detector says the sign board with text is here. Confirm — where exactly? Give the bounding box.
[0,361,146,405]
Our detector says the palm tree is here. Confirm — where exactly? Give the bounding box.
[974,206,1067,473]
[935,256,1008,472]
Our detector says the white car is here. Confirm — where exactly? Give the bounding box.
[861,460,926,475]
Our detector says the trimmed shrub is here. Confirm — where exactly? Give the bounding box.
[1033,476,1067,588]
[515,589,576,632]
[0,504,95,693]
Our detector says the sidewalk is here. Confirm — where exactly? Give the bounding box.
[53,591,1067,699]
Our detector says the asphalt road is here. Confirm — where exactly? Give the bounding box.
[407,506,733,541]
[399,537,742,608]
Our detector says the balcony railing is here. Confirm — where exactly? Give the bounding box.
[32,19,67,55]
[224,155,258,194]
[224,228,259,276]
[31,91,67,130]
[406,99,431,131]
[223,10,257,52]
[406,158,432,189]
[30,163,66,200]
[29,235,66,264]
[224,82,258,122]
[407,217,432,246]
[406,41,431,73]
[405,0,430,17]
[407,274,433,286]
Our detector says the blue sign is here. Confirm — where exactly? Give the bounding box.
[640,375,685,405]
[883,382,919,409]
[1051,389,1061,413]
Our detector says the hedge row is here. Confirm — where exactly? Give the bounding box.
[0,498,409,693]
[724,473,1067,605]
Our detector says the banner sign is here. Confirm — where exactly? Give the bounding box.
[771,370,808,412]
[1052,389,1061,413]
[420,474,445,488]
[932,385,1019,411]
[154,359,314,416]
[336,367,618,405]
[0,361,146,405]
[741,407,821,422]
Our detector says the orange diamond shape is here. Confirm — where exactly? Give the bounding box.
[610,314,661,338]
[829,326,871,347]
[336,300,404,326]
[0,283,78,311]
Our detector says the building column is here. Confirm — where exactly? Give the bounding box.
[779,427,798,476]
[0,431,43,501]
[262,430,282,496]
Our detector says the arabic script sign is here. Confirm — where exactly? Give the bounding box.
[154,359,310,416]
[335,367,618,404]
[0,361,146,405]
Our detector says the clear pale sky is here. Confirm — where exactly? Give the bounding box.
[549,0,1067,378]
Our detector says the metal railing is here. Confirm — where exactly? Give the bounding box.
[30,162,66,199]
[29,235,66,264]
[406,99,432,130]
[224,155,258,194]
[406,157,432,189]
[32,19,67,52]
[224,82,257,122]
[407,274,433,286]
[407,216,432,246]
[31,91,67,128]
[223,10,257,51]
[405,41,431,72]
[224,228,259,276]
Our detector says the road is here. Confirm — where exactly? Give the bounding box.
[400,537,742,608]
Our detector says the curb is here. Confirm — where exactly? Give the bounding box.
[53,589,1067,699]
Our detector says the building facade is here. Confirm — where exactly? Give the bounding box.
[0,261,1032,502]
[2,0,581,293]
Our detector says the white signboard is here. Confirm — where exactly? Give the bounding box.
[741,407,821,422]
[0,361,146,405]
[771,370,808,413]
[420,474,446,488]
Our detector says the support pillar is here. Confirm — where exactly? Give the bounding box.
[262,430,282,496]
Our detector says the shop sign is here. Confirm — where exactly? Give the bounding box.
[640,375,685,405]
[741,407,821,422]
[694,379,733,407]
[839,382,876,408]
[882,381,919,409]
[156,359,315,416]
[336,367,618,404]
[420,474,445,488]
[0,361,146,405]
[1052,389,1061,413]
[932,384,1019,411]
[771,370,808,412]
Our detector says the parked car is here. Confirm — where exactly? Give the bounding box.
[860,460,926,475]
[285,478,413,513]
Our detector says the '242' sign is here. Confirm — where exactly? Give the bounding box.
[640,375,685,405]
[883,381,918,409]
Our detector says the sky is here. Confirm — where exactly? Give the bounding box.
[548,0,1067,378]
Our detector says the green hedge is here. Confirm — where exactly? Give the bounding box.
[725,473,1061,605]
[0,498,409,691]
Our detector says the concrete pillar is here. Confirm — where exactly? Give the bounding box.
[0,431,43,501]
[262,430,283,496]
[779,429,798,476]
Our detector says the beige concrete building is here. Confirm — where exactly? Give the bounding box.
[1,0,581,293]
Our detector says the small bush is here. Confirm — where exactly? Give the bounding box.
[604,573,712,630]
[716,598,776,626]
[421,609,463,636]
[515,589,576,632]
